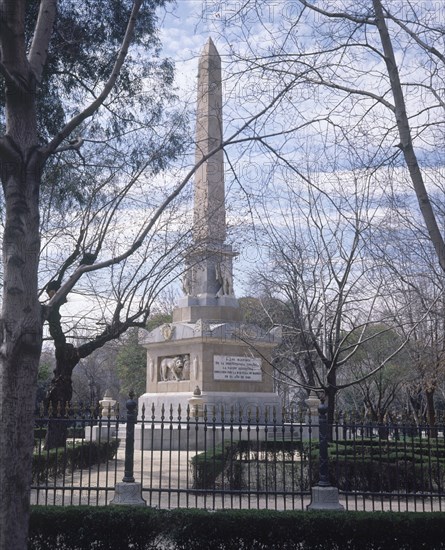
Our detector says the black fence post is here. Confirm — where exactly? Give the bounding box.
[307,400,344,511]
[318,402,331,487]
[123,390,137,483]
[110,391,146,506]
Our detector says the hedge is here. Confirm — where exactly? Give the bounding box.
[28,507,445,549]
[191,439,445,493]
[191,440,304,490]
[32,440,120,483]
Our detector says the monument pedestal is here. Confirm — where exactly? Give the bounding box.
[139,318,281,427]
[138,390,283,425]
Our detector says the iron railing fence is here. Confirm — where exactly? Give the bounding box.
[31,405,445,512]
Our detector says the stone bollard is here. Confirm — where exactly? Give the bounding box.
[307,401,344,511]
[99,389,117,419]
[90,390,118,441]
[188,385,204,418]
[110,391,146,506]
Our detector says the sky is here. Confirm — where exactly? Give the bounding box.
[151,0,445,297]
[46,0,445,336]
[158,2,213,96]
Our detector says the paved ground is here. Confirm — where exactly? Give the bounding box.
[31,445,444,512]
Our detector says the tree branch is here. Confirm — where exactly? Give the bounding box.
[44,77,297,312]
[40,0,143,157]
[306,77,395,112]
[28,0,57,83]
[77,311,147,360]
[296,0,375,25]
[51,137,84,154]
[384,8,445,64]
[373,0,445,273]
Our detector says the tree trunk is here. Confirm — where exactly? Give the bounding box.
[0,149,43,548]
[44,348,79,449]
[0,26,44,542]
[425,387,437,437]
[43,305,80,448]
[373,0,445,273]
[325,366,337,441]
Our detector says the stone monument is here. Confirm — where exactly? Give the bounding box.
[138,38,281,427]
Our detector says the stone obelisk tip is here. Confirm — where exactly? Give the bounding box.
[204,36,219,55]
[194,36,225,245]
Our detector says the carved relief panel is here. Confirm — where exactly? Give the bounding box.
[158,354,190,381]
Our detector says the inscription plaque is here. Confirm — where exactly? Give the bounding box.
[213,355,262,381]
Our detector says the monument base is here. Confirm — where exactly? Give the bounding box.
[138,390,282,423]
[91,424,118,442]
[136,390,287,451]
[110,482,146,506]
[307,486,345,511]
[134,420,302,451]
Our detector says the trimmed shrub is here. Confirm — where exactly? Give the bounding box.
[32,439,120,483]
[28,507,445,549]
[191,440,303,490]
[306,439,445,493]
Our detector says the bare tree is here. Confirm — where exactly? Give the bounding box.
[339,324,409,422]
[389,280,445,428]
[41,167,193,448]
[198,0,445,425]
[208,0,444,268]
[369,187,445,427]
[247,169,402,424]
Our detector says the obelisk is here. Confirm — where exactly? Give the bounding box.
[194,37,226,245]
[174,37,241,322]
[138,39,282,435]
